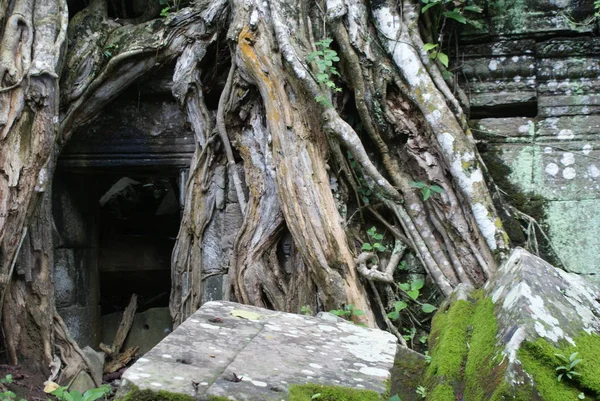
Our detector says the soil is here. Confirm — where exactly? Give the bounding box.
[0,364,48,401]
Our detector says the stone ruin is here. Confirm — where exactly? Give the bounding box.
[48,1,600,398]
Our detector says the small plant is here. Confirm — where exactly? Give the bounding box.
[300,305,313,316]
[307,39,342,107]
[103,43,119,59]
[159,0,180,17]
[362,226,388,252]
[423,43,449,68]
[424,351,432,364]
[329,304,365,321]
[416,385,426,399]
[311,393,321,400]
[555,352,582,382]
[46,382,111,401]
[0,375,26,401]
[409,181,444,201]
[389,395,402,401]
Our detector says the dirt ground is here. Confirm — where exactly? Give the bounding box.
[0,364,48,401]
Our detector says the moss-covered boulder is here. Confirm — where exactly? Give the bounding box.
[425,248,600,400]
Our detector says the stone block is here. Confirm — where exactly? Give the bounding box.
[537,39,600,117]
[544,199,600,283]
[54,249,77,308]
[102,307,173,355]
[118,301,397,400]
[426,249,600,399]
[201,275,224,304]
[58,305,101,348]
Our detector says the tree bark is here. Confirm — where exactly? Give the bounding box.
[0,0,515,372]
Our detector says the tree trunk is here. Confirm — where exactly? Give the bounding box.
[0,0,514,372]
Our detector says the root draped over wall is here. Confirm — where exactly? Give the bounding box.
[0,0,512,373]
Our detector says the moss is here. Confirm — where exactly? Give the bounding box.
[463,297,506,401]
[115,385,196,401]
[518,333,600,400]
[427,383,454,401]
[288,383,381,401]
[426,299,474,382]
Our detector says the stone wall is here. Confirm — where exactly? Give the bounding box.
[458,2,600,281]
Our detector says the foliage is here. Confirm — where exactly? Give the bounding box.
[300,305,313,316]
[387,278,437,322]
[0,375,26,401]
[388,395,402,401]
[420,0,482,68]
[288,384,380,401]
[361,226,387,252]
[409,181,444,201]
[307,39,342,107]
[159,0,180,17]
[50,384,111,401]
[555,352,583,382]
[103,44,118,59]
[415,386,426,399]
[329,304,365,321]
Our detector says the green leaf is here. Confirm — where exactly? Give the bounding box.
[311,393,321,400]
[362,243,373,251]
[407,290,420,300]
[411,278,425,291]
[398,283,410,291]
[394,301,408,312]
[409,181,427,189]
[578,392,585,399]
[387,311,400,321]
[422,187,431,201]
[464,5,483,13]
[70,390,84,401]
[422,303,437,313]
[389,395,402,401]
[423,43,438,52]
[430,185,444,193]
[352,309,365,316]
[437,52,449,68]
[374,243,387,252]
[421,2,438,12]
[443,10,467,23]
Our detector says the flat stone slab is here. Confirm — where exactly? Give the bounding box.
[119,301,397,400]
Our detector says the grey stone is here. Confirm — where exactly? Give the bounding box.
[201,275,224,304]
[427,248,600,398]
[118,301,397,400]
[54,249,77,308]
[70,371,96,394]
[83,346,105,386]
[102,307,173,355]
[58,305,101,348]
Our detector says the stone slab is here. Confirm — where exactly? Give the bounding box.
[119,301,397,400]
[102,307,173,355]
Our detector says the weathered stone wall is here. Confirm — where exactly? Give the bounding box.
[458,2,600,281]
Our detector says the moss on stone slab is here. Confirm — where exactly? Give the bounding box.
[288,383,381,401]
[426,298,474,382]
[518,333,600,400]
[115,385,197,401]
[427,383,454,401]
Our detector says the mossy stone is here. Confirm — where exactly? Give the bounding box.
[288,383,382,401]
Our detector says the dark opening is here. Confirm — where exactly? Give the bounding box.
[469,101,538,119]
[97,174,180,315]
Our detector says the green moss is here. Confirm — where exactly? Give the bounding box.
[115,385,196,401]
[427,383,454,401]
[518,333,600,400]
[288,384,381,401]
[426,299,474,382]
[463,297,506,401]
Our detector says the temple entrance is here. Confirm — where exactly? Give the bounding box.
[52,83,195,351]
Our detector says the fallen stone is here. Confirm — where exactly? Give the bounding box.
[82,346,105,387]
[425,248,600,400]
[117,301,397,400]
